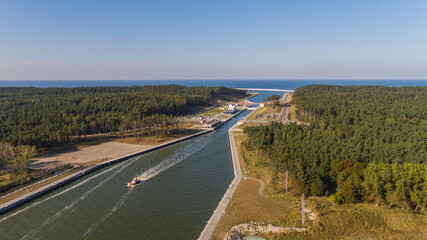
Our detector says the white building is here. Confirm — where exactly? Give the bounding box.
[227,104,236,111]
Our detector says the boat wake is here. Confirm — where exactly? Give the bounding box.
[0,160,133,224]
[138,136,211,181]
[19,159,136,240]
[82,187,133,239]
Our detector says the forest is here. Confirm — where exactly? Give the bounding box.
[0,85,246,150]
[264,94,281,102]
[243,85,426,210]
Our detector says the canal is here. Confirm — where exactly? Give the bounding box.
[0,111,252,240]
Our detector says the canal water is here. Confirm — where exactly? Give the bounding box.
[0,111,251,240]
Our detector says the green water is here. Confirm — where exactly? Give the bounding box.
[0,111,251,240]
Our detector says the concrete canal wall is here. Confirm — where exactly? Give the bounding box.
[198,122,243,240]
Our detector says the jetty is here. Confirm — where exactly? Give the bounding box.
[236,88,294,92]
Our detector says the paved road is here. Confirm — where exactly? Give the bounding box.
[279,93,290,122]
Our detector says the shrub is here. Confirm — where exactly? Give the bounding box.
[342,173,363,203]
[311,178,325,196]
[329,193,345,205]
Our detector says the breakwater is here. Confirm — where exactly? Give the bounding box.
[236,88,293,92]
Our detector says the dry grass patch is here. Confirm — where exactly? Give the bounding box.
[195,107,224,117]
[262,105,282,115]
[211,179,296,240]
[239,122,271,128]
[248,105,282,121]
[248,107,264,120]
[286,93,292,103]
[0,168,79,205]
[115,137,165,145]
[300,202,427,240]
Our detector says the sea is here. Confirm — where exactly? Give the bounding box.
[0,79,425,89]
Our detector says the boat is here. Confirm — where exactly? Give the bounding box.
[127,176,143,187]
[127,169,145,187]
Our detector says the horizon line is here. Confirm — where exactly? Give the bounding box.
[1,79,426,81]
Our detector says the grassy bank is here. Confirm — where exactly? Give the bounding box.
[0,168,79,205]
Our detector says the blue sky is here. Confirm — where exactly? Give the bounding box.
[1,0,426,80]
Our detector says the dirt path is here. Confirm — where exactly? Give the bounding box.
[245,177,268,198]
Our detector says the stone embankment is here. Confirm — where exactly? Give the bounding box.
[225,222,307,240]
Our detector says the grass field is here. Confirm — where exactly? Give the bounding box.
[195,106,224,117]
[301,201,427,240]
[248,105,282,121]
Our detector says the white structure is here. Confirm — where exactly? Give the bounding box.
[227,104,236,111]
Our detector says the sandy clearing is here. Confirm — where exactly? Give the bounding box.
[29,141,152,170]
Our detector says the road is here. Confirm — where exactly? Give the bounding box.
[279,93,290,122]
